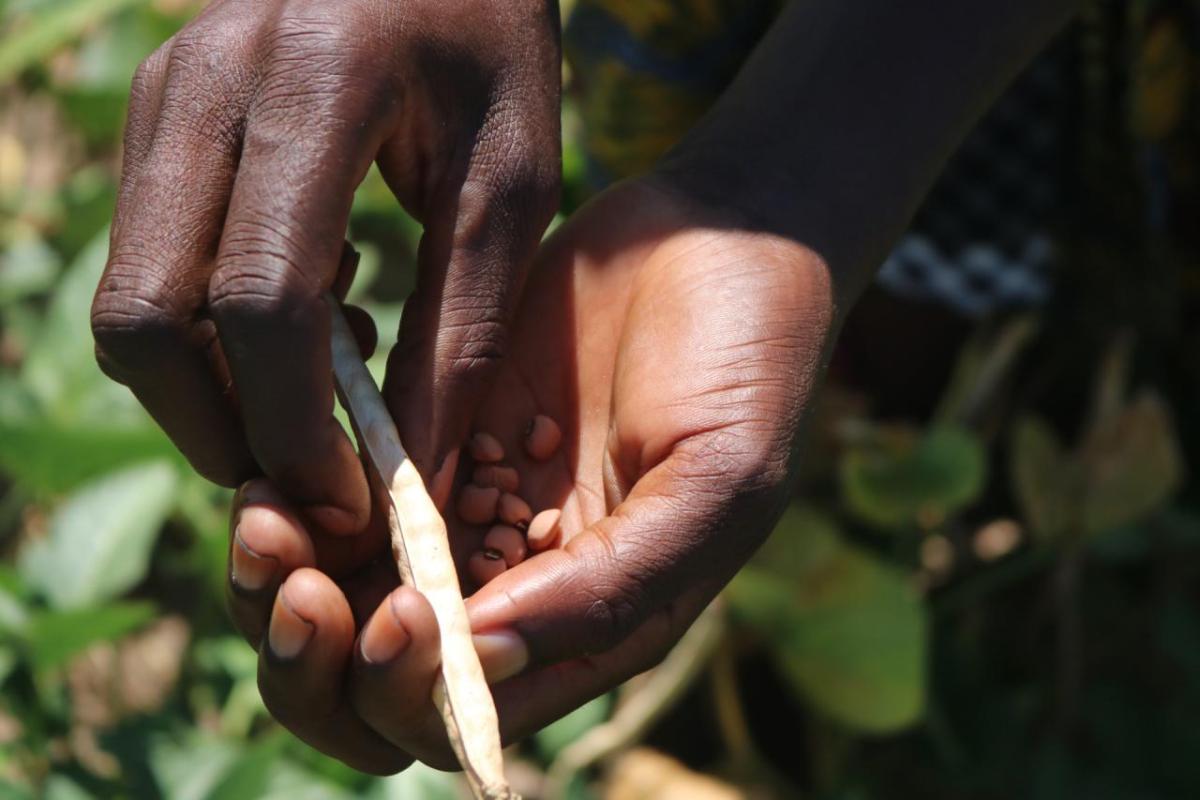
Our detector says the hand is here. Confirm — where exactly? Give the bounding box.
[91,0,561,533]
[225,175,839,773]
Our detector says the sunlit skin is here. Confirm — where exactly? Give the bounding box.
[225,176,837,773]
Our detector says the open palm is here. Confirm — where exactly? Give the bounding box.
[226,176,837,772]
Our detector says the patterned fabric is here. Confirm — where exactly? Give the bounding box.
[564,0,1200,317]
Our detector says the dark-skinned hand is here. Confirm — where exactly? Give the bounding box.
[224,176,838,773]
[91,0,561,534]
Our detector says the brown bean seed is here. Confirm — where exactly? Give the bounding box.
[472,464,520,493]
[497,493,532,527]
[524,414,562,461]
[527,508,562,551]
[457,485,500,525]
[469,432,505,463]
[468,549,507,586]
[483,525,528,567]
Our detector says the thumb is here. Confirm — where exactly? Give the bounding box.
[465,434,788,667]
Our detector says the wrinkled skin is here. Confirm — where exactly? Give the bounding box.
[226,177,838,773]
[91,0,561,534]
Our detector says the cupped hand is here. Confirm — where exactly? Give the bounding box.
[227,176,839,773]
[91,0,561,534]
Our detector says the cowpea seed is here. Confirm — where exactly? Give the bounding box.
[468,549,507,585]
[457,485,500,525]
[497,493,532,527]
[469,432,505,463]
[523,414,562,461]
[527,508,562,551]
[472,464,520,493]
[483,525,527,567]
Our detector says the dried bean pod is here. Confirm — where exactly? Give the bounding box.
[328,298,514,799]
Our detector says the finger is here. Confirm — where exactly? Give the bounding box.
[226,480,318,647]
[208,44,392,534]
[329,244,378,358]
[112,43,169,239]
[258,568,412,775]
[227,479,394,644]
[380,61,562,479]
[342,304,378,361]
[93,15,261,486]
[467,438,779,668]
[330,241,360,301]
[348,586,453,768]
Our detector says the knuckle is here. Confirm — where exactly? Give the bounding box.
[209,219,321,326]
[258,9,385,102]
[91,255,190,373]
[208,272,307,331]
[154,31,255,149]
[164,24,241,82]
[435,311,507,386]
[576,582,647,655]
[682,427,791,499]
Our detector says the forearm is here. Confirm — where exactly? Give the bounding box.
[656,0,1081,303]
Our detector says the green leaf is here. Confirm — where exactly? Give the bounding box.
[1079,391,1183,535]
[19,461,178,608]
[56,88,129,148]
[149,733,239,800]
[41,775,94,800]
[23,600,155,670]
[150,732,351,800]
[840,426,986,531]
[0,235,61,306]
[68,5,182,90]
[19,229,139,424]
[1011,416,1078,542]
[0,579,30,635]
[0,777,37,800]
[0,0,145,82]
[0,646,19,687]
[537,693,613,760]
[202,737,286,800]
[0,418,179,493]
[729,507,927,733]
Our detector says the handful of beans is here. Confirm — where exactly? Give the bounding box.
[456,414,564,587]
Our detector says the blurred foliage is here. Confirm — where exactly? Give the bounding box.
[1,1,1199,799]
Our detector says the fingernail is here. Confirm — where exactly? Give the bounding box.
[268,591,314,660]
[231,529,277,591]
[360,594,413,665]
[473,630,529,684]
[233,480,274,519]
[306,504,359,535]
